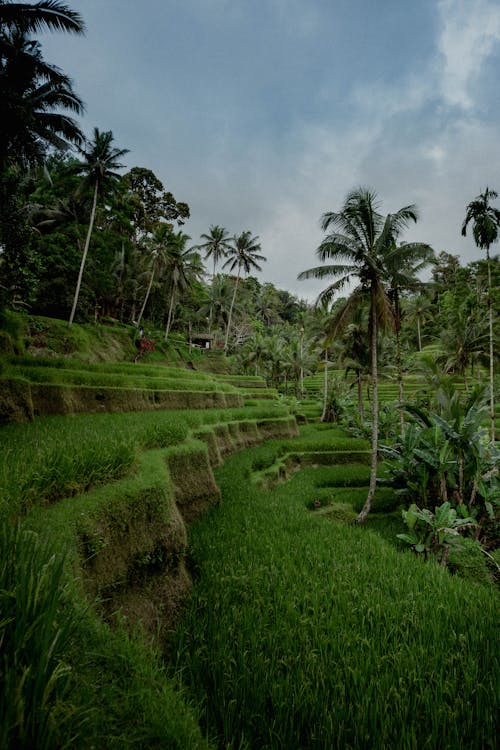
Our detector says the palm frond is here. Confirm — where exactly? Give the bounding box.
[0,1,85,34]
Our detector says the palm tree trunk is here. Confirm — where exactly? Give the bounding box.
[357,372,364,421]
[486,248,495,443]
[164,291,176,340]
[417,315,422,351]
[208,256,216,335]
[300,328,306,398]
[395,302,405,436]
[136,265,155,328]
[321,347,329,422]
[69,180,98,327]
[357,285,378,523]
[224,269,240,353]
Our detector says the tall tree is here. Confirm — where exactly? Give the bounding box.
[68,128,128,326]
[340,309,371,421]
[0,32,83,171]
[204,274,233,336]
[405,293,433,351]
[385,241,434,433]
[0,1,84,172]
[222,230,266,353]
[462,187,500,442]
[195,225,232,333]
[299,187,421,523]
[123,166,189,237]
[439,298,488,390]
[163,231,202,340]
[197,224,231,279]
[135,223,171,328]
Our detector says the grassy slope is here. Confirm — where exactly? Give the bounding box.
[174,424,499,750]
[1,314,498,748]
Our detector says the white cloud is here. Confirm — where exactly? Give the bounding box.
[438,0,500,108]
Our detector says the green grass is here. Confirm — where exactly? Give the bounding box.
[173,425,499,750]
[0,520,211,749]
[0,405,290,517]
[4,364,239,392]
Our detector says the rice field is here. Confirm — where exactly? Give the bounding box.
[0,404,290,517]
[173,424,499,750]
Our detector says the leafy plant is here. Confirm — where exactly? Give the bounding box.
[382,385,497,521]
[0,522,80,749]
[397,502,476,566]
[276,393,302,415]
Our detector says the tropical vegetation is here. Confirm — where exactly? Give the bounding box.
[0,3,498,749]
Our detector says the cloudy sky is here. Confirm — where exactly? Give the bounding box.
[40,0,500,301]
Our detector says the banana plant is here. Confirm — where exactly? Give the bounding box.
[397,502,477,566]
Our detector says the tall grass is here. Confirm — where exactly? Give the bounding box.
[0,405,290,516]
[173,426,499,749]
[0,522,81,749]
[5,364,238,392]
[0,521,212,749]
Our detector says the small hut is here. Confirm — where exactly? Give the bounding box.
[191,333,214,350]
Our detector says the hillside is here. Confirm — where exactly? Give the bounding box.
[0,312,497,749]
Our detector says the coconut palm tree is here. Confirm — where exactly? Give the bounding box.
[462,187,500,443]
[163,231,202,340]
[440,303,489,390]
[195,225,232,333]
[68,128,128,326]
[222,230,266,352]
[135,223,172,328]
[204,274,233,340]
[385,241,434,433]
[405,293,433,351]
[299,187,421,523]
[196,224,231,279]
[240,330,268,376]
[338,306,370,421]
[255,283,282,327]
[0,30,83,172]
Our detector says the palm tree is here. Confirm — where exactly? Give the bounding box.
[385,241,434,433]
[0,30,84,172]
[255,283,282,326]
[135,223,171,328]
[440,303,489,390]
[195,225,232,333]
[196,224,231,278]
[462,187,500,442]
[68,128,128,326]
[204,274,233,339]
[240,330,268,376]
[263,333,289,389]
[405,293,433,351]
[163,231,202,340]
[338,306,370,421]
[299,187,421,523]
[222,230,266,353]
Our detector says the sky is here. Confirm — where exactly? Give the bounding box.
[40,0,500,302]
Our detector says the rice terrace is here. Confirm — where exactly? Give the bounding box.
[0,2,499,749]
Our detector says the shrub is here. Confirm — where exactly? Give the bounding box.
[397,502,476,566]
